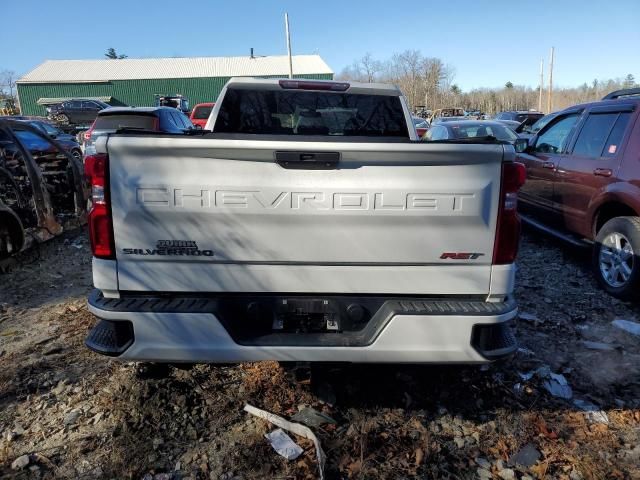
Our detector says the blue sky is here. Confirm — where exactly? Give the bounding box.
[2,0,639,91]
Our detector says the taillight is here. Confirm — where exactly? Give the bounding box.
[493,162,526,265]
[84,153,115,259]
[278,79,350,91]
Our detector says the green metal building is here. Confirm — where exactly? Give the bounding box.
[17,55,334,116]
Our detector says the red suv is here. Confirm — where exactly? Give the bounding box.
[515,88,640,298]
[189,102,215,128]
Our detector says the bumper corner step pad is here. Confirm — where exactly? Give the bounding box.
[85,319,134,357]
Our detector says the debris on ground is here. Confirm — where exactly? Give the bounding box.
[264,428,304,460]
[519,312,542,323]
[581,340,617,351]
[612,318,640,337]
[244,404,326,479]
[520,365,573,400]
[508,443,541,468]
[1,231,640,479]
[542,370,573,400]
[573,398,610,424]
[11,454,30,470]
[290,407,337,428]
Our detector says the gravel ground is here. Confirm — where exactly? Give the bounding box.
[0,228,639,480]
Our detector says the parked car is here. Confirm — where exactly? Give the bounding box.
[155,94,190,114]
[516,112,560,139]
[430,116,468,125]
[423,120,519,143]
[47,99,110,126]
[0,119,85,259]
[84,107,196,155]
[429,107,465,124]
[515,87,640,298]
[495,110,544,128]
[190,103,215,128]
[412,116,429,137]
[495,119,523,132]
[16,120,82,161]
[84,77,525,364]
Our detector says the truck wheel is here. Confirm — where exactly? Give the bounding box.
[58,114,70,125]
[70,148,82,162]
[593,216,640,299]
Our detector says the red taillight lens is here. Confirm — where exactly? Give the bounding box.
[84,154,115,259]
[493,162,526,265]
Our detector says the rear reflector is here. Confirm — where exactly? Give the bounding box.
[493,162,526,265]
[278,79,350,91]
[84,154,115,259]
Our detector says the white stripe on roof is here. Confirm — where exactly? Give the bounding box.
[18,55,333,83]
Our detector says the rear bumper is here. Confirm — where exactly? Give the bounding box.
[86,290,518,363]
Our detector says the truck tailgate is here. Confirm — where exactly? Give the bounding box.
[106,136,505,295]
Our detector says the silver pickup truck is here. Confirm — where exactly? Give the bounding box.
[84,78,525,364]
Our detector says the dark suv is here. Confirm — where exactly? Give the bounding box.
[515,88,640,298]
[496,111,544,131]
[48,99,110,126]
[84,107,196,155]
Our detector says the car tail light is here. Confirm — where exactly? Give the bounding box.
[278,79,350,91]
[84,153,115,259]
[84,120,96,141]
[493,162,526,265]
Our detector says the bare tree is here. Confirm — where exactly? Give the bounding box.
[360,53,382,83]
[0,70,17,100]
[337,51,633,114]
[339,53,383,83]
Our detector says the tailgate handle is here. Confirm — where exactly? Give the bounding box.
[275,151,340,169]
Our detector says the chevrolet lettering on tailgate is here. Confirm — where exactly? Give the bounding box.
[136,187,478,214]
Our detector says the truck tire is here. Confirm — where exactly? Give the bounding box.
[58,114,70,125]
[0,214,24,260]
[70,148,82,162]
[593,216,640,299]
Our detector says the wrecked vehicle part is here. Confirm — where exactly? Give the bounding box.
[0,119,86,259]
[0,200,25,257]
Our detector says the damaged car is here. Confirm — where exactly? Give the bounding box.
[0,119,86,259]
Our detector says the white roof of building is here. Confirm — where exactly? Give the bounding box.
[18,55,333,83]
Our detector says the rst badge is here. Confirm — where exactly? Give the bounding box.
[123,240,214,256]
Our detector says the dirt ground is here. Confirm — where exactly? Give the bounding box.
[0,228,639,480]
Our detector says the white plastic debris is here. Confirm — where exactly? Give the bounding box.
[519,312,541,323]
[244,404,326,480]
[265,428,304,460]
[612,319,640,337]
[581,340,616,351]
[573,399,609,424]
[517,347,536,356]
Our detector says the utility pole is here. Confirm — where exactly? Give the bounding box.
[547,47,554,113]
[285,13,293,79]
[538,59,544,112]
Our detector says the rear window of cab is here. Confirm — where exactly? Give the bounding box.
[213,88,409,137]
